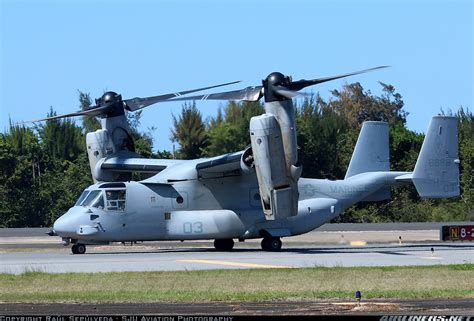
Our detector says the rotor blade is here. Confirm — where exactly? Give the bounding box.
[124,80,241,111]
[167,86,264,102]
[289,66,390,91]
[273,86,306,99]
[23,104,111,123]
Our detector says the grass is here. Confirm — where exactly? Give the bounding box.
[0,264,473,303]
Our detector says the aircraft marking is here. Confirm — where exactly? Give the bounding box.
[177,259,291,269]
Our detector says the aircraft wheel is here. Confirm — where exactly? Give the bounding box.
[214,239,234,251]
[261,237,282,251]
[72,243,86,255]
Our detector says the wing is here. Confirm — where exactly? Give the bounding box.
[101,157,185,173]
[101,150,246,182]
[196,151,244,179]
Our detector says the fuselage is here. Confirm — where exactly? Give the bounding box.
[53,170,408,245]
[52,115,459,251]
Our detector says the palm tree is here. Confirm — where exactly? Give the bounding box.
[171,102,207,159]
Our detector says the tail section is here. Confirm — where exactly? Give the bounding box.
[345,121,390,178]
[412,116,460,198]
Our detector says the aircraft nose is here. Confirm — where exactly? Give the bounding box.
[53,213,76,237]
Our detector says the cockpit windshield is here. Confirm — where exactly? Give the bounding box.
[75,188,126,211]
[81,190,102,207]
[91,193,104,209]
[75,190,90,206]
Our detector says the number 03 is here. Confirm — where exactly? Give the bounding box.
[183,222,203,234]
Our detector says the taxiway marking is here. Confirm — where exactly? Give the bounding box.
[417,256,442,260]
[177,259,291,269]
[350,241,367,246]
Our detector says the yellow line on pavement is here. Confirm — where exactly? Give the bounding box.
[350,241,367,246]
[418,256,442,260]
[177,259,291,269]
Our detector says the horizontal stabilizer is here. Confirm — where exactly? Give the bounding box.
[412,116,460,198]
[395,173,413,183]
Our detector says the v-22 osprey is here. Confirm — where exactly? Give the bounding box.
[33,66,459,254]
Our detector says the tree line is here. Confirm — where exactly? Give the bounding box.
[1,82,472,227]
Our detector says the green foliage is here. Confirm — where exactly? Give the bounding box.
[39,155,94,225]
[0,124,46,227]
[330,82,407,128]
[0,116,91,227]
[203,101,264,157]
[296,95,349,179]
[457,107,474,220]
[126,110,155,158]
[171,102,208,159]
[79,91,101,133]
[389,122,424,171]
[35,108,84,161]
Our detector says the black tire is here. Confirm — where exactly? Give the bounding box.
[71,244,78,254]
[214,239,234,251]
[261,237,282,251]
[268,238,282,251]
[74,243,86,255]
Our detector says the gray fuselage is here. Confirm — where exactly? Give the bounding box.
[53,170,407,244]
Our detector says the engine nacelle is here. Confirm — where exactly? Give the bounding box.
[86,129,123,182]
[85,115,138,182]
[250,114,298,220]
[86,129,113,182]
[86,128,135,182]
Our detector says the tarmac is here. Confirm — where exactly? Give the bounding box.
[1,223,473,274]
[1,223,473,315]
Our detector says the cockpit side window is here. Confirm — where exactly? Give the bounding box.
[75,190,90,206]
[105,189,126,211]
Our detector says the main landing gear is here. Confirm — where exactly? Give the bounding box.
[71,243,86,254]
[261,237,282,251]
[214,239,234,251]
[213,237,282,251]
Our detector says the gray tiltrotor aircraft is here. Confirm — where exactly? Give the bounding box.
[37,67,459,254]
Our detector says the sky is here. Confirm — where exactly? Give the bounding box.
[1,0,472,152]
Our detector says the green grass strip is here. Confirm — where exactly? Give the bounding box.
[1,264,473,303]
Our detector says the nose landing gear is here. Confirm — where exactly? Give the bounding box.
[71,243,86,255]
[261,237,282,251]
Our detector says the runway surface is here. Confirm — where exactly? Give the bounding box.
[1,223,474,274]
[1,243,473,274]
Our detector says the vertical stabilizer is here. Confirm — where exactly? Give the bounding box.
[345,121,390,179]
[412,116,460,198]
